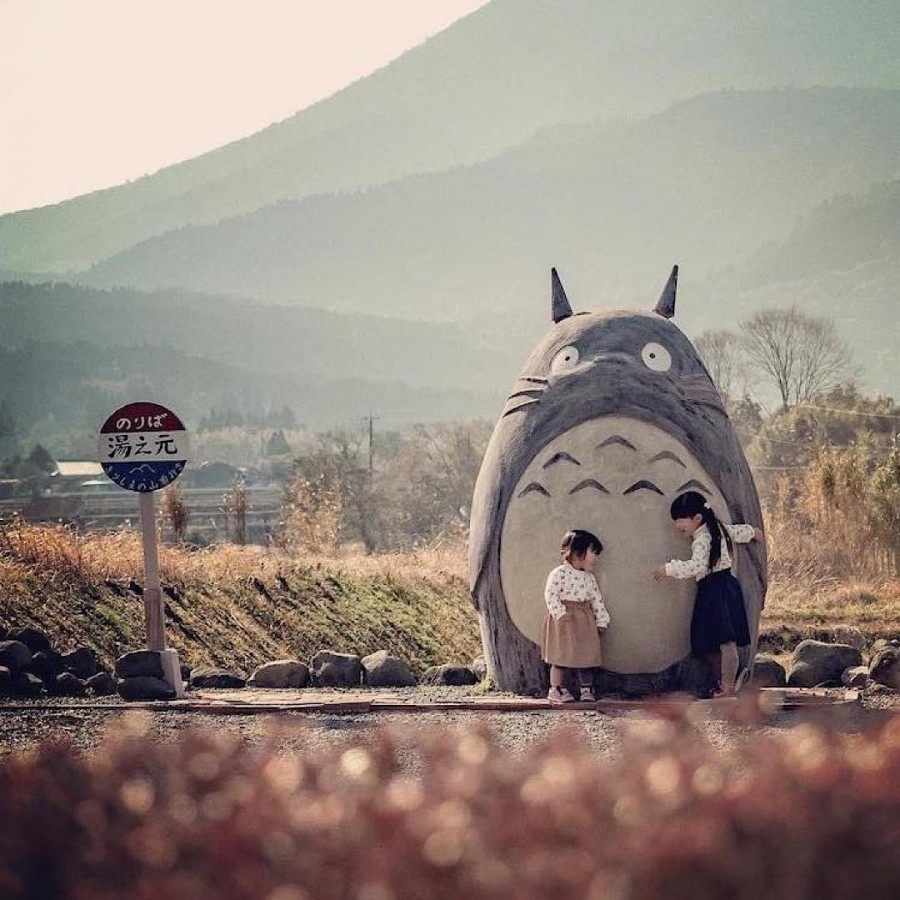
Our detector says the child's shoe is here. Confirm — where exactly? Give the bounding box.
[547,686,576,704]
[579,687,596,702]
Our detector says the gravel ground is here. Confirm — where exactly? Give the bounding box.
[2,686,896,765]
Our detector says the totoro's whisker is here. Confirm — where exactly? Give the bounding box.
[648,450,686,467]
[517,482,551,498]
[597,435,637,451]
[517,375,549,384]
[507,389,545,402]
[543,452,580,469]
[569,479,609,495]
[676,479,712,495]
[623,480,665,496]
[501,399,540,418]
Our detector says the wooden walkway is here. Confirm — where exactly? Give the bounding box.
[0,688,860,715]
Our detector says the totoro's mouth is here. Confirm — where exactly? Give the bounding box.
[499,415,731,674]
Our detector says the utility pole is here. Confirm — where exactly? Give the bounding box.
[365,412,378,485]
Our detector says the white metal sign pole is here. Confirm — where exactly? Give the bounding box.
[139,491,166,652]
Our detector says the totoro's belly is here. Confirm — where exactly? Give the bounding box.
[500,415,729,674]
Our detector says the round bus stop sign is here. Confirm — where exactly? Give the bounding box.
[98,402,189,492]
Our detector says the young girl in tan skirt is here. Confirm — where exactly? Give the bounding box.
[543,529,611,703]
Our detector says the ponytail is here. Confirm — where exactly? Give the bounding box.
[670,491,732,572]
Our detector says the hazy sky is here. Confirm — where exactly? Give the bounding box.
[0,0,490,214]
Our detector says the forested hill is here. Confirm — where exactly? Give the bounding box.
[1,0,899,273]
[79,88,900,323]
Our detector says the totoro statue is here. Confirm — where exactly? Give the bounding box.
[469,267,767,696]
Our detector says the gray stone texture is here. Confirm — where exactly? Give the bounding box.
[311,651,363,688]
[422,664,478,687]
[841,666,869,688]
[0,640,32,675]
[248,660,310,689]
[86,672,118,696]
[30,650,63,685]
[61,647,100,680]
[361,651,417,688]
[749,655,787,688]
[788,640,863,688]
[116,650,165,680]
[189,667,246,689]
[7,626,53,656]
[54,672,87,697]
[869,647,900,690]
[118,676,177,701]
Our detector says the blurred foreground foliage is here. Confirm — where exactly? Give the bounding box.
[2,708,900,899]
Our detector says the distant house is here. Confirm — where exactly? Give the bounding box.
[50,461,106,493]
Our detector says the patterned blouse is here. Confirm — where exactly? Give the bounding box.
[544,563,611,627]
[664,523,756,582]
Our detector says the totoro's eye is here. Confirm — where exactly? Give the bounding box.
[641,342,672,372]
[550,345,580,375]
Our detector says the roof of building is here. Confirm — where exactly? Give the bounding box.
[55,461,104,477]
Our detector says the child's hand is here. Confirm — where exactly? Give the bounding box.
[652,565,668,582]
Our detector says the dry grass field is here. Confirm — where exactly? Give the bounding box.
[1,517,898,675]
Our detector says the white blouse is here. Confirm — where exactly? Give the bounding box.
[665,523,756,582]
[544,562,611,627]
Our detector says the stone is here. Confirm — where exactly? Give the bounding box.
[311,651,363,688]
[787,640,863,688]
[118,676,177,701]
[361,651,416,688]
[749,655,787,688]
[189,667,246,689]
[0,666,12,696]
[471,657,488,681]
[86,672,118,696]
[869,647,900,691]
[870,639,900,658]
[54,672,87,697]
[832,625,866,651]
[0,640,32,675]
[61,647,100,680]
[29,650,63,684]
[841,666,869,688]
[15,672,44,698]
[116,650,165,680]
[7,626,53,656]
[247,660,310,689]
[421,664,478,687]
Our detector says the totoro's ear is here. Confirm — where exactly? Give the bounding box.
[654,265,678,318]
[551,267,573,323]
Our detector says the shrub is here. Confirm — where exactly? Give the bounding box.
[2,709,900,898]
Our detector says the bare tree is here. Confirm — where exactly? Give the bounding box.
[740,307,852,410]
[695,329,744,404]
[160,484,190,543]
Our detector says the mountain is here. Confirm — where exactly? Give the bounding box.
[0,281,521,393]
[0,281,513,440]
[79,88,900,323]
[2,0,899,273]
[697,179,900,393]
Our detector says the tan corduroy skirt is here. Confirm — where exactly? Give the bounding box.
[541,601,603,668]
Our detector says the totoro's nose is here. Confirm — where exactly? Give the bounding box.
[591,351,634,366]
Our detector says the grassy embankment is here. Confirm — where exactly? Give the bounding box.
[0,522,480,675]
[1,520,898,675]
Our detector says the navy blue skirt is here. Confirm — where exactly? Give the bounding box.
[691,570,751,655]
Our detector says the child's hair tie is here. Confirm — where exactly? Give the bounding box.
[703,501,711,510]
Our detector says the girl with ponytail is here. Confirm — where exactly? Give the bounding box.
[653,491,762,696]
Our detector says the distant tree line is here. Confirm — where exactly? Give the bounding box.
[199,406,298,431]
